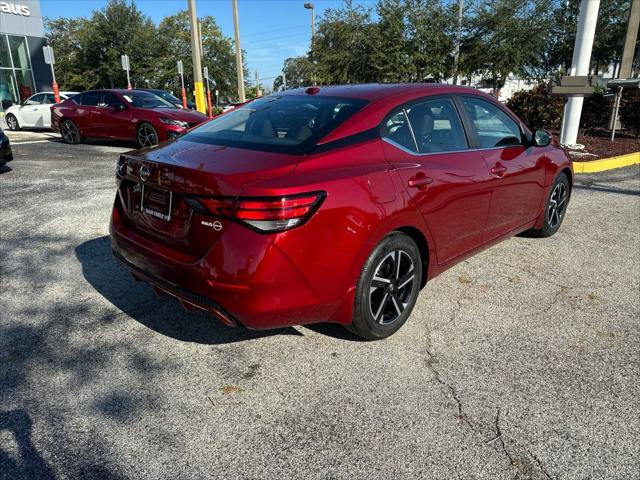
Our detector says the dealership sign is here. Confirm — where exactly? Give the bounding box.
[0,2,31,16]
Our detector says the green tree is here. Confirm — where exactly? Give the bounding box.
[460,0,555,91]
[405,0,455,81]
[274,56,315,90]
[156,11,243,101]
[546,0,635,76]
[312,0,378,83]
[44,17,88,90]
[370,0,411,82]
[76,0,158,89]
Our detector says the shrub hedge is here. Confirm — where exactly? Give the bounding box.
[619,92,640,137]
[506,85,564,131]
[506,85,615,134]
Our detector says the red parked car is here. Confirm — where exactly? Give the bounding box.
[110,84,572,340]
[51,89,208,147]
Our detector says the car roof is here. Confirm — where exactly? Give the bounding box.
[275,83,513,145]
[278,83,482,101]
[31,91,78,95]
[103,89,157,94]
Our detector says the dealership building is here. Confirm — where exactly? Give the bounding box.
[0,0,51,109]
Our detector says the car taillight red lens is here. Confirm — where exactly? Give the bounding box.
[188,192,325,233]
[198,198,235,217]
[235,193,325,232]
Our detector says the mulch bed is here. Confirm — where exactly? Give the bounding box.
[550,129,640,161]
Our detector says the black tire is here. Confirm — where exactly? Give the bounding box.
[349,232,423,340]
[60,119,83,144]
[136,122,159,148]
[6,114,19,131]
[529,172,570,238]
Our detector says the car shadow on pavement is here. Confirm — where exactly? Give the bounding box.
[46,137,137,149]
[75,236,302,345]
[0,409,56,480]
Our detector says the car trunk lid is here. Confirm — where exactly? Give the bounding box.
[117,139,300,258]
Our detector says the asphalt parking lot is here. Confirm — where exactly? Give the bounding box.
[1,131,639,480]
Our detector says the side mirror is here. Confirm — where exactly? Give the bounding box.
[532,129,551,147]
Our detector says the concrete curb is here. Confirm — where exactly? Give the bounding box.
[573,151,640,173]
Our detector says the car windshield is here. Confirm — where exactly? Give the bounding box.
[121,91,175,109]
[155,91,181,104]
[182,95,368,154]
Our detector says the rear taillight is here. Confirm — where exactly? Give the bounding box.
[186,192,325,233]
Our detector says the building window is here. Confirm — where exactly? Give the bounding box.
[0,34,36,109]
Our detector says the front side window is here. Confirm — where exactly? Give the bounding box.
[42,93,56,104]
[79,91,101,107]
[406,98,468,153]
[381,109,417,152]
[183,95,368,154]
[24,93,44,105]
[462,97,522,148]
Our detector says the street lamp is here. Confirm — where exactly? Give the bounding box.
[304,3,315,85]
[304,3,315,43]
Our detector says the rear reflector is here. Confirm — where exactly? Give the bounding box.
[186,192,325,233]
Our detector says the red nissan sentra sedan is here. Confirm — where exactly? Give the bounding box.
[110,84,572,340]
[51,89,208,147]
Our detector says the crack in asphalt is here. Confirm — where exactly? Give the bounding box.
[527,449,553,480]
[424,332,556,480]
[496,261,615,291]
[494,407,516,467]
[424,347,477,434]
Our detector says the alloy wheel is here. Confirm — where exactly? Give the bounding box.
[6,115,18,130]
[369,250,416,325]
[547,182,568,229]
[137,124,158,147]
[61,120,79,144]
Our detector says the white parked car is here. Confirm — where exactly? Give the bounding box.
[4,92,78,130]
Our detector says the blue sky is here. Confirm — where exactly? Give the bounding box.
[40,0,379,87]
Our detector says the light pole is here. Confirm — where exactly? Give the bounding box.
[304,3,315,39]
[188,0,206,113]
[559,0,600,146]
[304,3,315,84]
[232,0,245,102]
[452,0,463,85]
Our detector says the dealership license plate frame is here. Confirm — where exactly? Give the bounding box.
[140,184,173,221]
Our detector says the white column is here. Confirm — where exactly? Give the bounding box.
[560,0,600,146]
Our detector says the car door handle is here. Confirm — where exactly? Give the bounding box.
[408,173,433,189]
[491,163,507,177]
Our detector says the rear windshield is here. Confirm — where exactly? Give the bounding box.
[182,95,368,154]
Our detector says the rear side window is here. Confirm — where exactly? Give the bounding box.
[101,92,122,108]
[462,97,522,148]
[183,95,368,154]
[406,98,468,153]
[79,91,101,107]
[381,109,417,152]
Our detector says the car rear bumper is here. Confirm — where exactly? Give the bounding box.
[109,197,338,330]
